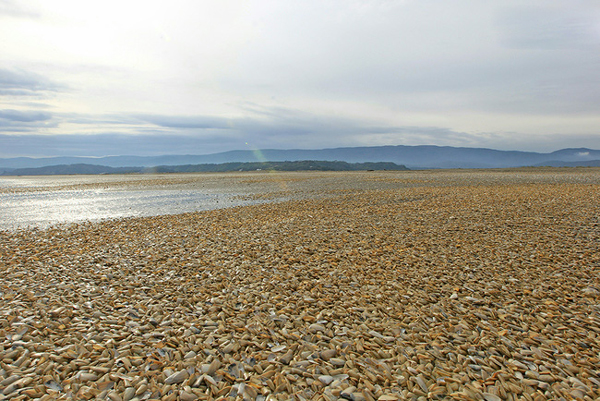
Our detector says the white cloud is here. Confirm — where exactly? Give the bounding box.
[0,0,599,156]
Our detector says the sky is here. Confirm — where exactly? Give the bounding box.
[1,0,599,158]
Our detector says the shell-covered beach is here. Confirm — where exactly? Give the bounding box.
[1,169,599,400]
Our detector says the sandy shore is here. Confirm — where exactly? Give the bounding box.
[1,169,600,400]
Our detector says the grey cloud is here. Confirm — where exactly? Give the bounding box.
[144,107,600,153]
[0,109,52,122]
[495,5,600,50]
[2,129,599,159]
[0,121,58,132]
[0,68,43,89]
[0,89,40,96]
[3,102,598,158]
[140,108,480,151]
[136,111,324,137]
[64,114,141,126]
[220,2,599,117]
[0,108,56,133]
[0,132,243,158]
[0,68,59,98]
[136,114,232,129]
[0,0,39,18]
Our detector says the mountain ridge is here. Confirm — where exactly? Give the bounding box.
[1,145,599,171]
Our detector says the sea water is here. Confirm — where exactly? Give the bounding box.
[0,176,269,230]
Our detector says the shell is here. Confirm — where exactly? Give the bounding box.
[1,170,600,400]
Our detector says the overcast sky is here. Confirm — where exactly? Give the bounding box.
[1,0,599,157]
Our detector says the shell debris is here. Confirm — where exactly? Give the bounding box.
[1,169,600,400]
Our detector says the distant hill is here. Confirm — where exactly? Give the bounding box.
[1,160,408,176]
[1,145,600,171]
[0,163,140,176]
[534,159,600,167]
[151,160,407,173]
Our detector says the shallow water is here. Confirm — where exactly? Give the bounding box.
[0,175,271,230]
[3,168,599,230]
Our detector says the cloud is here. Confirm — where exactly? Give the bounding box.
[0,132,243,158]
[216,1,600,117]
[135,114,232,129]
[0,108,56,132]
[0,0,39,18]
[2,128,599,159]
[0,109,52,122]
[54,106,600,155]
[1,1,599,157]
[495,4,600,50]
[0,68,59,97]
[136,107,371,143]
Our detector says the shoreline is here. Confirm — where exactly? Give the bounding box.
[2,168,600,233]
[1,170,599,400]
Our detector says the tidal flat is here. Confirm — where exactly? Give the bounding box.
[1,169,599,400]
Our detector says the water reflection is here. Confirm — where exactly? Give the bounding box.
[0,188,258,231]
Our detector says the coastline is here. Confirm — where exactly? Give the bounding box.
[1,170,599,400]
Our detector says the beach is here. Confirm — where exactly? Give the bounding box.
[1,169,599,400]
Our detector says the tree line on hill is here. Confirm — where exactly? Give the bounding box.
[1,160,409,176]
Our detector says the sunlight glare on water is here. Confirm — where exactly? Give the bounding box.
[0,181,263,231]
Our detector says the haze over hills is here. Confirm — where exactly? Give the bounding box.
[1,161,408,176]
[1,145,599,173]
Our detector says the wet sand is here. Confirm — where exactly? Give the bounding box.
[1,169,600,400]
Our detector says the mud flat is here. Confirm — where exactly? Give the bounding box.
[1,169,600,400]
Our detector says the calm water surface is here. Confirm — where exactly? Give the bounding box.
[0,175,274,230]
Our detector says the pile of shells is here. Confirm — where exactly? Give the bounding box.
[1,169,599,400]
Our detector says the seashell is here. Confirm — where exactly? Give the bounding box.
[206,359,221,375]
[329,358,346,367]
[164,369,189,384]
[180,390,199,401]
[279,349,294,365]
[377,395,400,401]
[340,385,357,399]
[415,376,428,393]
[309,323,326,333]
[78,372,99,382]
[1,170,598,401]
[184,350,196,359]
[122,387,135,401]
[320,349,336,360]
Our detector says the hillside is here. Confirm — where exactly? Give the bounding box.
[1,145,599,171]
[1,160,408,176]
